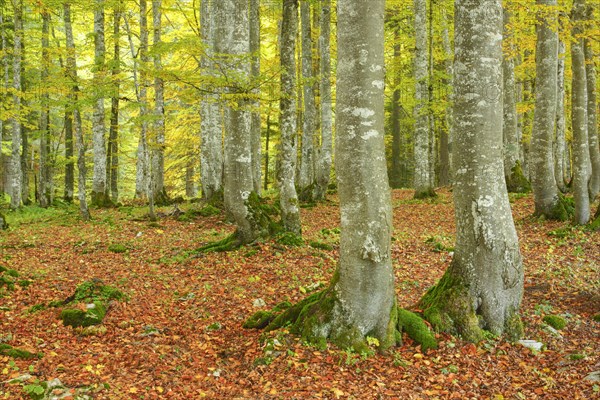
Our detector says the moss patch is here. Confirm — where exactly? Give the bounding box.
[243,311,275,329]
[309,241,334,251]
[397,308,438,352]
[108,243,128,253]
[414,187,437,200]
[60,301,107,328]
[543,315,567,330]
[506,161,531,193]
[276,232,304,247]
[0,344,41,360]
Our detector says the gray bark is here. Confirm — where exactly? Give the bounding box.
[134,0,150,200]
[278,0,301,234]
[10,0,22,210]
[250,0,261,195]
[39,11,51,208]
[554,39,567,192]
[413,0,434,198]
[531,0,562,218]
[423,0,523,340]
[92,0,108,205]
[584,6,599,200]
[571,0,590,224]
[152,0,166,204]
[64,2,90,220]
[330,0,394,346]
[502,10,520,180]
[200,0,223,201]
[439,8,453,186]
[315,0,332,199]
[298,0,316,197]
[107,9,120,203]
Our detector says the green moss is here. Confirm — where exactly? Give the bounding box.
[0,344,40,360]
[0,265,7,273]
[243,311,275,329]
[545,195,573,222]
[196,233,241,253]
[309,241,333,251]
[504,310,524,342]
[198,204,221,217]
[60,301,106,328]
[108,243,127,253]
[28,304,46,313]
[397,308,438,352]
[0,275,15,290]
[506,161,531,193]
[72,280,126,303]
[543,315,567,330]
[589,209,600,231]
[414,188,437,200]
[593,314,600,322]
[17,280,32,288]
[272,301,292,312]
[276,232,304,247]
[6,269,19,277]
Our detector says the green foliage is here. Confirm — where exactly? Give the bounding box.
[108,243,128,253]
[396,308,438,352]
[275,232,304,247]
[543,315,567,330]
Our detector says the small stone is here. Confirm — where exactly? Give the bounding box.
[253,298,266,308]
[584,371,600,382]
[518,340,543,351]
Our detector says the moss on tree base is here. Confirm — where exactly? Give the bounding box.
[536,195,574,222]
[590,206,600,231]
[506,161,531,193]
[91,191,114,208]
[414,188,437,200]
[196,233,242,253]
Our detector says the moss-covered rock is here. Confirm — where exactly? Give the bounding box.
[0,344,40,360]
[70,280,126,303]
[60,301,107,328]
[543,315,567,330]
[397,308,438,352]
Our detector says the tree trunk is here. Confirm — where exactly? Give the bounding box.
[531,0,568,220]
[439,8,453,187]
[298,0,316,201]
[389,28,403,189]
[571,0,590,224]
[503,9,529,193]
[64,2,90,220]
[554,39,567,192]
[420,0,524,342]
[107,9,120,203]
[250,0,261,195]
[314,0,332,199]
[584,5,599,200]
[185,159,197,198]
[0,10,7,197]
[278,0,301,234]
[413,0,435,198]
[200,0,223,202]
[39,10,51,208]
[152,0,167,205]
[91,0,109,206]
[10,0,22,210]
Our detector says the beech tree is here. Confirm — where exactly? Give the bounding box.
[10,0,22,210]
[584,4,599,200]
[419,0,524,341]
[152,0,168,205]
[38,10,51,208]
[554,39,568,193]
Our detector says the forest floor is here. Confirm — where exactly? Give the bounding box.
[0,189,598,399]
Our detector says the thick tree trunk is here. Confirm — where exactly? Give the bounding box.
[39,11,51,208]
[413,0,435,198]
[503,9,529,193]
[250,0,261,195]
[531,0,568,220]
[554,39,567,192]
[91,0,109,206]
[152,0,167,205]
[571,0,590,224]
[107,9,120,203]
[64,2,90,220]
[200,0,223,202]
[584,5,599,200]
[314,0,332,199]
[10,0,22,210]
[278,0,301,234]
[298,0,316,201]
[441,8,453,186]
[420,0,524,342]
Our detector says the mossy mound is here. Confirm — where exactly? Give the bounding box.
[543,315,567,330]
[506,161,531,193]
[0,344,41,360]
[309,241,334,251]
[108,243,128,253]
[60,301,107,328]
[414,187,437,200]
[68,280,127,304]
[0,266,21,291]
[276,232,304,247]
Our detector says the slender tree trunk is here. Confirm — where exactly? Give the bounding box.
[315,0,332,199]
[531,0,567,220]
[250,0,262,195]
[185,159,197,198]
[554,39,567,192]
[200,0,223,202]
[439,8,453,186]
[107,9,120,203]
[64,2,90,220]
[413,0,435,198]
[39,10,51,208]
[571,0,590,224]
[152,0,167,205]
[420,0,524,342]
[278,0,301,234]
[389,27,403,189]
[298,0,316,201]
[92,0,109,206]
[584,5,599,200]
[10,0,22,210]
[0,10,7,197]
[264,111,272,191]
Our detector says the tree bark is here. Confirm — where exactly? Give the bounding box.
[584,5,599,200]
[250,0,261,195]
[531,0,567,220]
[571,0,590,224]
[314,0,332,199]
[389,26,403,189]
[10,0,22,210]
[420,0,524,342]
[413,0,435,198]
[439,7,453,187]
[39,10,51,208]
[200,0,223,202]
[278,0,301,234]
[91,0,109,206]
[64,2,90,220]
[152,0,167,205]
[554,39,567,192]
[107,9,120,203]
